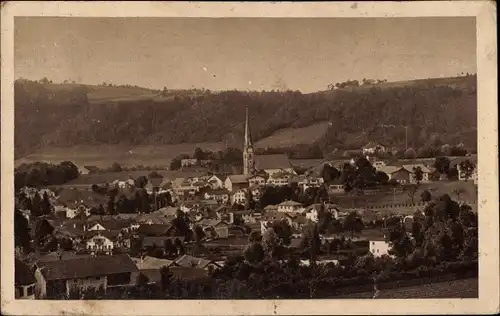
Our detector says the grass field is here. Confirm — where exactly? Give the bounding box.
[335,277,478,298]
[254,121,330,149]
[334,181,477,209]
[15,142,226,169]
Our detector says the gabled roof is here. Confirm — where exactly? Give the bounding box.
[36,254,138,281]
[362,141,386,149]
[377,166,405,175]
[174,254,218,269]
[137,224,174,236]
[89,219,129,231]
[133,256,176,270]
[264,204,278,211]
[255,154,292,170]
[153,206,179,218]
[142,236,185,248]
[226,174,248,184]
[15,258,36,286]
[402,164,431,173]
[86,230,121,241]
[278,200,303,207]
[195,218,227,227]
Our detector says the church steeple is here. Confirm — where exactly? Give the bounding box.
[243,104,255,176]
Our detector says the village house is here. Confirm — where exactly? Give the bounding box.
[277,200,305,213]
[305,203,341,223]
[402,164,431,183]
[328,179,345,194]
[205,175,225,190]
[224,174,249,192]
[174,254,221,272]
[15,258,36,299]
[203,188,230,204]
[290,175,325,191]
[132,256,178,284]
[372,160,387,170]
[361,141,387,155]
[85,230,128,255]
[140,236,185,254]
[248,174,267,187]
[195,219,230,239]
[249,185,262,202]
[230,188,248,206]
[181,158,198,167]
[33,254,139,298]
[369,237,392,258]
[136,224,179,237]
[266,171,295,187]
[254,154,296,176]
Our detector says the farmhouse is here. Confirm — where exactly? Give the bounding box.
[205,174,225,189]
[33,254,138,298]
[248,174,267,187]
[204,188,230,204]
[181,159,198,167]
[85,230,125,255]
[361,142,387,155]
[290,175,325,191]
[277,200,305,213]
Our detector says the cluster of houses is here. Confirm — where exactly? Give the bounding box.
[15,106,478,300]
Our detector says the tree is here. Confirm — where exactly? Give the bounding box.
[193,225,206,245]
[248,231,262,244]
[31,193,43,217]
[40,191,53,215]
[300,223,321,264]
[375,171,389,185]
[404,148,417,159]
[160,266,174,292]
[321,164,341,183]
[14,209,31,253]
[193,147,206,161]
[453,188,465,201]
[243,243,265,265]
[262,227,279,258]
[458,160,475,181]
[148,171,163,179]
[170,157,182,171]
[406,184,419,204]
[110,162,123,172]
[342,211,364,238]
[413,167,423,184]
[420,190,432,202]
[135,176,148,188]
[434,156,451,174]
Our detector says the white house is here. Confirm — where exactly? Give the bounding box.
[86,232,116,255]
[292,175,325,191]
[248,174,267,187]
[277,200,305,213]
[458,163,477,181]
[305,203,341,223]
[230,188,248,206]
[369,237,391,258]
[267,171,294,187]
[402,164,431,183]
[181,159,198,167]
[206,175,225,190]
[204,189,230,204]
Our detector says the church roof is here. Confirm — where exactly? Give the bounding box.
[255,154,292,171]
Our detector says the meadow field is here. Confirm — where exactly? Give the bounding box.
[15,142,226,169]
[335,277,478,298]
[254,121,330,149]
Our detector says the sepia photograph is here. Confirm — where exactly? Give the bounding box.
[1,1,498,315]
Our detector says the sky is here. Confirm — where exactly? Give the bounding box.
[15,17,476,93]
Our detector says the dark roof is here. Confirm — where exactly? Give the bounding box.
[90,220,129,231]
[169,267,210,280]
[174,255,218,269]
[36,254,138,281]
[15,258,36,286]
[255,154,292,170]
[86,230,122,240]
[362,141,386,149]
[142,236,185,248]
[137,224,174,236]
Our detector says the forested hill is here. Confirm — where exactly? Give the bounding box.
[14,75,477,158]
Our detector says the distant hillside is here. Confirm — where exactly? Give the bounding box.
[14,75,477,158]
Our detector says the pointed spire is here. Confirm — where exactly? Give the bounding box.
[244,104,253,149]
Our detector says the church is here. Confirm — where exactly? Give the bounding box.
[242,105,296,177]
